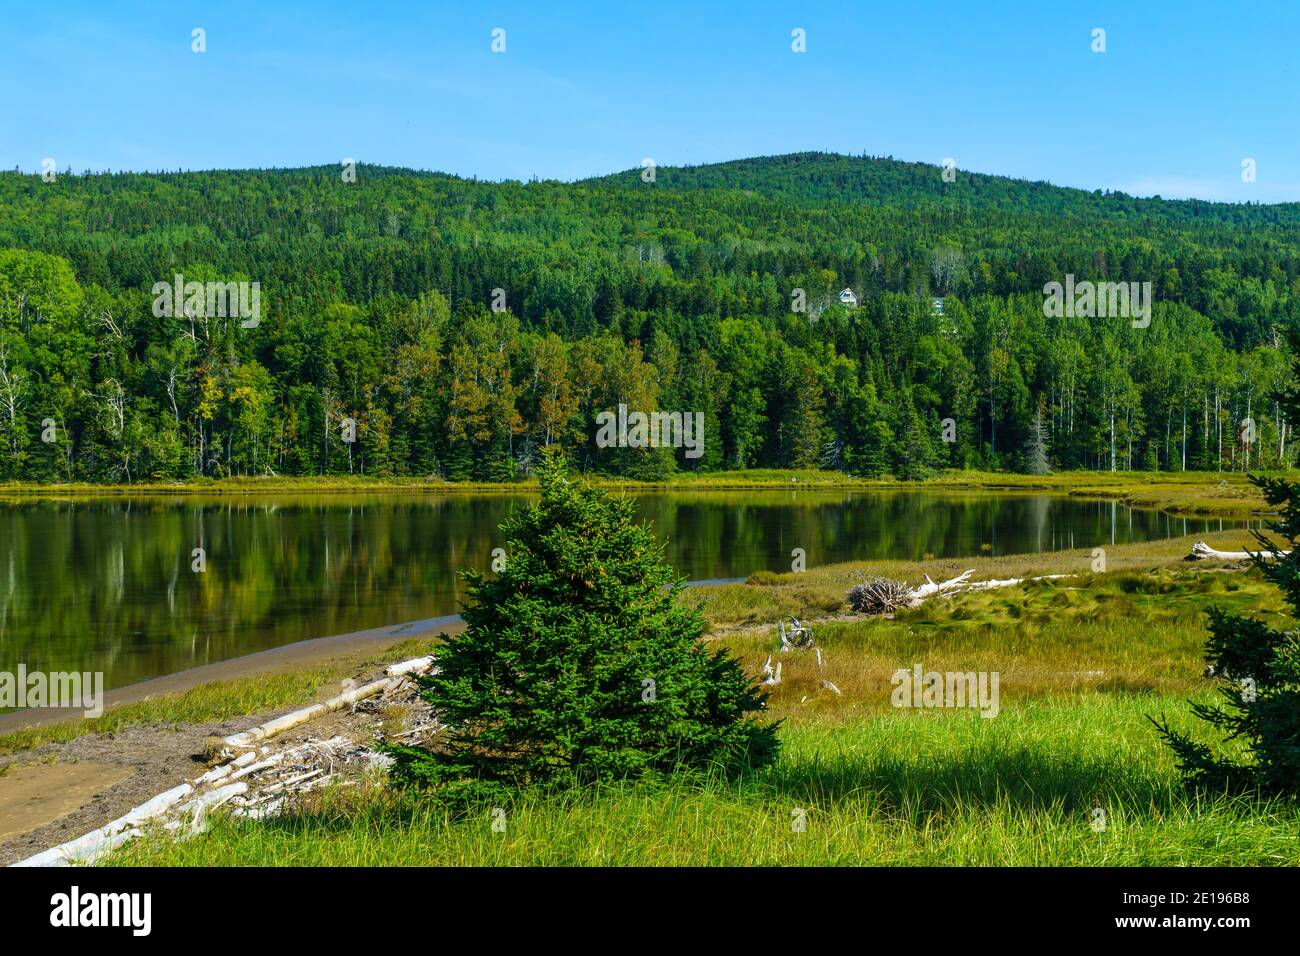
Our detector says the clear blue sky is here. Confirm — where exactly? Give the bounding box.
[3,0,1298,201]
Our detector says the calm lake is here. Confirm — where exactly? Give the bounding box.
[0,490,1252,693]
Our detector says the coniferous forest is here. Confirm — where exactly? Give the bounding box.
[2,151,1298,483]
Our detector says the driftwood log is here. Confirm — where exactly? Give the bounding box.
[220,658,442,751]
[1187,541,1286,561]
[221,677,394,750]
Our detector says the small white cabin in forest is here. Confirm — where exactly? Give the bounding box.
[838,288,858,308]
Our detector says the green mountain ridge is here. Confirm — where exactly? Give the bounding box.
[587,151,1300,220]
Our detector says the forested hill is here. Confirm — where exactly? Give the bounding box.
[0,153,1297,483]
[590,151,1300,226]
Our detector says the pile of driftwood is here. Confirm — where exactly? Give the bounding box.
[12,655,439,867]
[847,576,916,614]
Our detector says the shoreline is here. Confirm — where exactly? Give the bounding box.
[0,468,1276,518]
[0,576,747,736]
[0,614,466,737]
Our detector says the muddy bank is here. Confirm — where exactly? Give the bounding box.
[0,719,240,865]
[0,762,133,845]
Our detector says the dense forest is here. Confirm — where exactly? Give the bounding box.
[1,151,1299,482]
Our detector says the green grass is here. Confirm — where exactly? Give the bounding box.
[0,468,1277,516]
[111,694,1299,866]
[688,530,1282,632]
[0,468,861,499]
[0,669,337,756]
[906,467,1275,516]
[98,556,1300,866]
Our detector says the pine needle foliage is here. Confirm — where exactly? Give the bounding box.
[385,448,780,800]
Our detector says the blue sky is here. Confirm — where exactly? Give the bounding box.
[3,0,1298,201]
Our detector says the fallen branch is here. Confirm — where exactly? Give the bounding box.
[1187,541,1286,561]
[225,753,285,783]
[263,768,326,795]
[222,654,436,749]
[193,747,265,786]
[963,573,1073,592]
[230,799,285,821]
[221,678,392,749]
[175,781,248,819]
[386,656,436,677]
[912,570,975,600]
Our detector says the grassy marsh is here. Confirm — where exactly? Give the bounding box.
[103,538,1299,867]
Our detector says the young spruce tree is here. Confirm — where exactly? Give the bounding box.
[386,448,780,799]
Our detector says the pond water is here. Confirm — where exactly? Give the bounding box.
[0,490,1252,692]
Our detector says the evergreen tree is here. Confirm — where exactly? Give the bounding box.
[894,394,937,481]
[1151,331,1300,795]
[385,448,780,799]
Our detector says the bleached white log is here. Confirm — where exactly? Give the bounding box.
[223,655,434,749]
[16,825,141,868]
[263,768,326,795]
[963,573,1073,592]
[13,653,433,866]
[852,569,1079,617]
[11,782,193,867]
[225,753,285,782]
[230,799,285,820]
[385,655,437,677]
[192,747,263,786]
[911,570,974,600]
[222,677,392,749]
[287,773,339,795]
[1187,541,1286,561]
[74,827,140,863]
[173,781,249,837]
[175,781,249,817]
